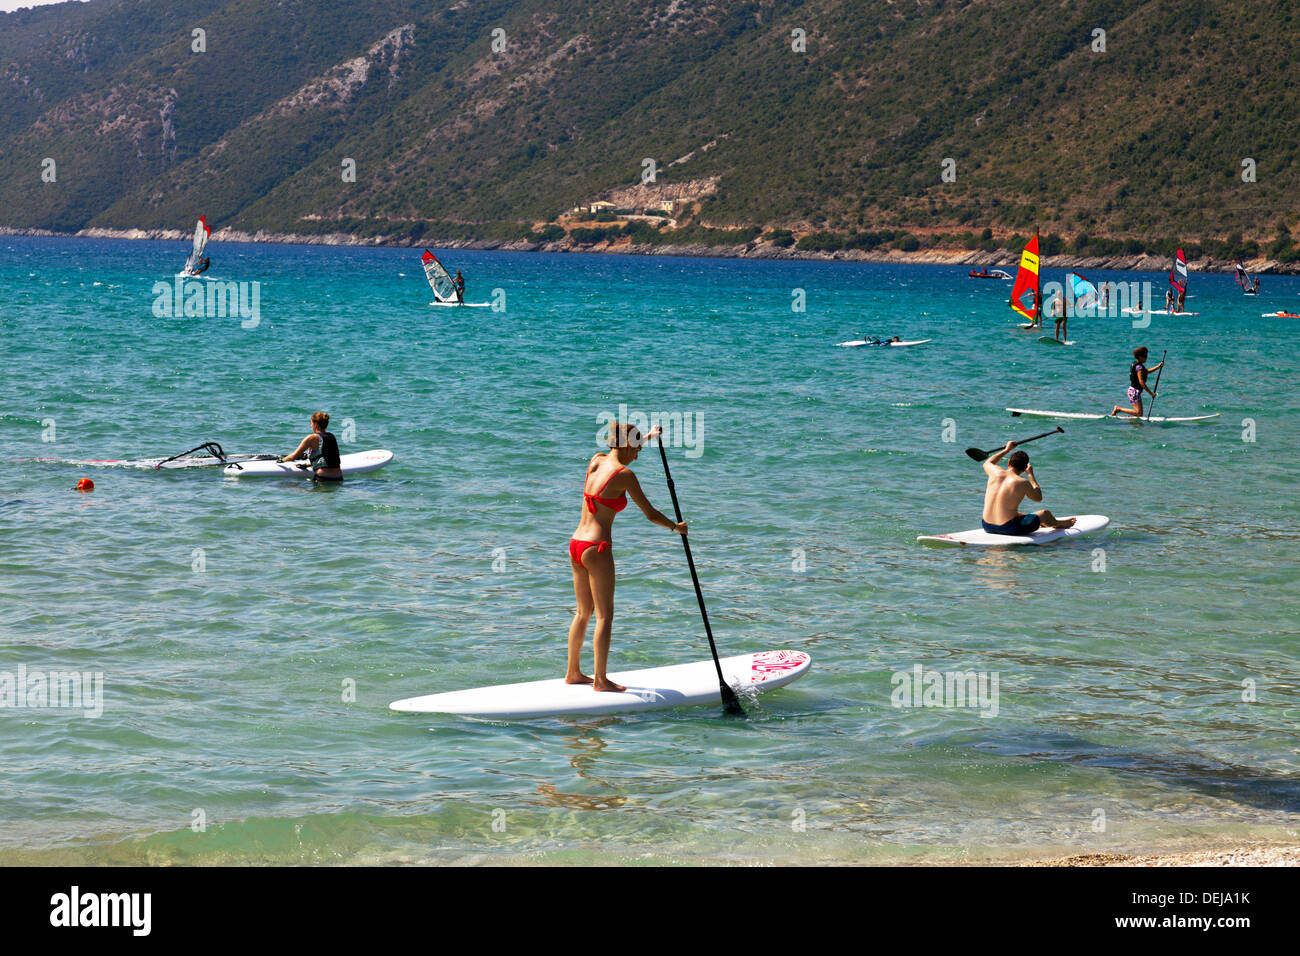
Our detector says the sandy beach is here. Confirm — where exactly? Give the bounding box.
[1028,846,1300,867]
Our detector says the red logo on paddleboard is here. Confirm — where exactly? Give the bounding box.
[750,651,807,682]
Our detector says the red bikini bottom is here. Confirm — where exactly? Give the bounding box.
[569,538,610,564]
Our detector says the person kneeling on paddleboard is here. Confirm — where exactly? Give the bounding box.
[568,422,686,693]
[980,442,1075,536]
[1110,346,1163,418]
[279,411,343,481]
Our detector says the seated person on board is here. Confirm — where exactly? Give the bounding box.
[980,442,1075,536]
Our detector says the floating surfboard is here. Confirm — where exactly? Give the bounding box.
[34,453,276,469]
[1262,312,1300,318]
[918,514,1109,548]
[389,649,812,719]
[836,339,931,348]
[223,449,394,477]
[1121,308,1200,316]
[1037,336,1076,346]
[430,301,493,307]
[1006,408,1220,423]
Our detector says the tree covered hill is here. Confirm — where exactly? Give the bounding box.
[1,0,1296,255]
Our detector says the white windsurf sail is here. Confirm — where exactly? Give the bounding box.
[421,250,457,302]
[182,216,210,275]
[1235,262,1257,294]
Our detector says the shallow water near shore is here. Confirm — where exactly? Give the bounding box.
[1,236,1297,864]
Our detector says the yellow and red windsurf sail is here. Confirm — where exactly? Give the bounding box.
[1009,233,1040,322]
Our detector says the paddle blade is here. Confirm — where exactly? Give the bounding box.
[964,447,988,461]
[720,682,747,716]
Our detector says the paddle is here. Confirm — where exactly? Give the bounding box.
[655,436,746,717]
[1146,349,1168,421]
[965,427,1063,461]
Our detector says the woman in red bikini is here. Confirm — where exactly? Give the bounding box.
[568,422,686,692]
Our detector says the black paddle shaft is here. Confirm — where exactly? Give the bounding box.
[965,427,1064,461]
[1147,350,1168,420]
[655,439,745,716]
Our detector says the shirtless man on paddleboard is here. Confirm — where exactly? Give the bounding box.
[981,443,1075,536]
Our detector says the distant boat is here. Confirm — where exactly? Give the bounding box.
[178,216,211,277]
[969,268,1012,280]
[1009,233,1041,327]
[1235,262,1260,296]
[421,249,458,303]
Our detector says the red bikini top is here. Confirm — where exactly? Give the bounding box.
[584,466,629,513]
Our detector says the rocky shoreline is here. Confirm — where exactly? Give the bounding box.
[2,224,1294,275]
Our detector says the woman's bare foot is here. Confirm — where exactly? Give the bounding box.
[565,672,594,685]
[593,677,627,693]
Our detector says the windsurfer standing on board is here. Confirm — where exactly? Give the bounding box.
[981,442,1076,537]
[1110,346,1163,418]
[568,422,686,692]
[453,269,465,304]
[1051,293,1067,342]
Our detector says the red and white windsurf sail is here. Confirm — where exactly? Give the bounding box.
[421,250,457,302]
[1169,248,1188,294]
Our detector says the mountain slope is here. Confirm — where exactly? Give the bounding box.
[1,0,1296,246]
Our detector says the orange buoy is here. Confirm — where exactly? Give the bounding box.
[75,478,94,492]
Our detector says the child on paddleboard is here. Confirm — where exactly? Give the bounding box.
[980,443,1075,536]
[280,411,343,480]
[568,422,686,692]
[1110,347,1163,418]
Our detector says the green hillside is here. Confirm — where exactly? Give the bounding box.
[1,0,1296,256]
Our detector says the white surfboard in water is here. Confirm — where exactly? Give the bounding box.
[918,514,1110,548]
[389,649,812,718]
[836,339,931,348]
[222,449,393,477]
[1006,408,1220,423]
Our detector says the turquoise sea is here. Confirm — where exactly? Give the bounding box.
[1,236,1297,864]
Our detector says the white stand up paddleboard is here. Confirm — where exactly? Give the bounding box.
[836,339,931,348]
[1121,308,1199,316]
[430,300,493,307]
[390,649,812,719]
[1006,408,1220,423]
[918,515,1110,548]
[223,449,394,477]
